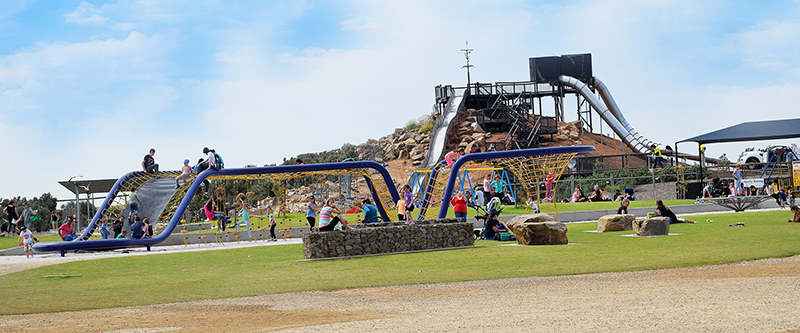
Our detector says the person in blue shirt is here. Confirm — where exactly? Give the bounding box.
[100,219,110,239]
[360,198,379,223]
[130,216,145,239]
[490,175,507,200]
[483,212,510,240]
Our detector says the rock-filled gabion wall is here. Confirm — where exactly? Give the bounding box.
[302,218,474,259]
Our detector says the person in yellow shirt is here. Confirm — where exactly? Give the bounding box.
[651,144,664,168]
[396,198,406,221]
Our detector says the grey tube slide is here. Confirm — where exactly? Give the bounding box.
[593,77,657,151]
[558,75,653,154]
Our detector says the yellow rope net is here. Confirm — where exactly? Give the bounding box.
[206,168,398,224]
[87,171,184,239]
[412,152,577,220]
[497,152,577,219]
[91,168,398,237]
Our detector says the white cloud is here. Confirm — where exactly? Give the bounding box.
[64,1,111,25]
[731,20,800,69]
[340,15,381,32]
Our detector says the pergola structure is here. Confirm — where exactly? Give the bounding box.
[58,178,118,231]
[676,118,800,184]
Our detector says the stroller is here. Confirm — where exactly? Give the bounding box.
[624,187,636,201]
[471,197,505,240]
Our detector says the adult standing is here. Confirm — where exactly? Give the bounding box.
[3,200,19,235]
[483,174,492,201]
[490,175,507,200]
[142,148,159,174]
[50,211,60,234]
[733,164,743,195]
[18,202,37,231]
[450,190,468,220]
[306,196,320,228]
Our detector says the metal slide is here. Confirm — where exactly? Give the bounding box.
[558,75,655,154]
[34,161,401,255]
[421,86,464,168]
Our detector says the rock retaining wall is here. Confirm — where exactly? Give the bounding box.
[302,218,474,259]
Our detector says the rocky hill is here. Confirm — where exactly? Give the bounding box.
[355,109,633,168]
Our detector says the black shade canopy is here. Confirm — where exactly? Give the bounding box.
[677,118,800,144]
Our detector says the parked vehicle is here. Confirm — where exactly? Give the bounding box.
[737,144,798,170]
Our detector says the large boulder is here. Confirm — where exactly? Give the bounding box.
[597,214,634,232]
[632,217,670,236]
[506,214,568,245]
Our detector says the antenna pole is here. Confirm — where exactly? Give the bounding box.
[461,41,474,87]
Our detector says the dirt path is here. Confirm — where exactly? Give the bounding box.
[2,255,800,332]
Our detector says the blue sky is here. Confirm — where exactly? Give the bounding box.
[2,0,800,200]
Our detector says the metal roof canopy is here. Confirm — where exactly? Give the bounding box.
[58,179,119,195]
[675,117,800,185]
[677,118,800,144]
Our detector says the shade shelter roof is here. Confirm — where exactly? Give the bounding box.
[58,179,118,195]
[677,118,800,145]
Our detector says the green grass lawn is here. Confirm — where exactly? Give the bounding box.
[0,234,62,250]
[1,209,797,315]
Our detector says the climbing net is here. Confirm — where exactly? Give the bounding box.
[87,171,184,239]
[414,151,578,220]
[209,168,398,224]
[497,152,577,217]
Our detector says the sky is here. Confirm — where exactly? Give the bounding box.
[2,0,800,200]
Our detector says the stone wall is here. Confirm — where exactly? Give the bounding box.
[302,218,474,259]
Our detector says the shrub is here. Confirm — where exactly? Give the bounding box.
[419,122,434,134]
[404,119,418,131]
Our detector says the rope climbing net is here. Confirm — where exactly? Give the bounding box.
[497,152,577,218]
[415,151,578,220]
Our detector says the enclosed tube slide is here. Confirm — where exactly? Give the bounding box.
[35,161,400,254]
[558,75,653,154]
[593,77,658,153]
[436,146,596,219]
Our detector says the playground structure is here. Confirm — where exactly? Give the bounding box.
[35,147,593,254]
[35,161,401,254]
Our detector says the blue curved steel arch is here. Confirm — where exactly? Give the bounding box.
[34,161,400,254]
[436,146,596,218]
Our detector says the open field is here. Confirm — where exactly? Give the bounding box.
[0,209,797,316]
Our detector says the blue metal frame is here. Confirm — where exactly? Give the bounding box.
[34,161,400,254]
[436,146,595,218]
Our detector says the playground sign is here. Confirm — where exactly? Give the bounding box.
[793,161,800,187]
[742,178,764,189]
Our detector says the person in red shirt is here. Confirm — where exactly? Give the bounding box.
[450,190,468,220]
[59,217,77,241]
